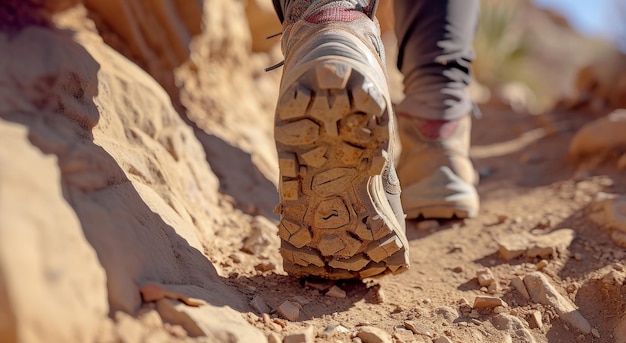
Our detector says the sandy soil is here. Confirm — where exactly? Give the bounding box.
[1,1,625,343]
[216,105,626,343]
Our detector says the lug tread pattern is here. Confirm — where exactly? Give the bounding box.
[275,61,409,279]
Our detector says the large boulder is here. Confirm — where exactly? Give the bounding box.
[0,4,266,342]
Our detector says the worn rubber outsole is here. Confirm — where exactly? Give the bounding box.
[274,60,409,280]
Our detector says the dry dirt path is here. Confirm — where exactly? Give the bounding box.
[216,106,626,343]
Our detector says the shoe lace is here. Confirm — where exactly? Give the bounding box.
[264,31,284,72]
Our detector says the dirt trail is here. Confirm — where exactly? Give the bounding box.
[218,105,626,343]
[1,1,625,343]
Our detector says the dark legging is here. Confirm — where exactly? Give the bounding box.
[394,0,479,120]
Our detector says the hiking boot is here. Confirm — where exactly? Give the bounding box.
[396,114,479,219]
[272,0,409,279]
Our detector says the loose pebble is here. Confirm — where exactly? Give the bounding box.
[254,261,276,272]
[591,328,600,338]
[476,268,496,287]
[404,320,433,337]
[491,314,536,343]
[321,323,349,337]
[529,311,543,330]
[357,326,393,343]
[283,326,314,343]
[496,234,530,260]
[524,272,591,333]
[434,336,452,343]
[473,296,507,309]
[510,276,530,300]
[326,285,347,298]
[393,328,415,343]
[536,259,549,270]
[273,318,287,328]
[267,332,281,343]
[277,301,300,321]
[250,295,271,314]
[369,285,385,304]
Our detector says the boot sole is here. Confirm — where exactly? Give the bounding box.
[274,59,409,280]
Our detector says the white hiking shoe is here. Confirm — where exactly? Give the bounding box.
[273,0,409,279]
[397,114,479,219]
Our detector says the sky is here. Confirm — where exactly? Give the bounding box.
[532,0,625,48]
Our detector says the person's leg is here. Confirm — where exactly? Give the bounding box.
[394,0,481,219]
[271,0,409,279]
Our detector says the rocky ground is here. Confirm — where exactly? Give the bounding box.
[1,1,626,343]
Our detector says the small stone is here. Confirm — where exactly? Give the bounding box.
[326,285,347,298]
[488,282,499,294]
[423,298,432,304]
[533,229,576,255]
[536,259,549,270]
[591,328,600,338]
[267,332,282,343]
[527,245,554,259]
[493,306,507,314]
[497,215,508,224]
[458,298,472,315]
[273,318,287,328]
[573,252,583,261]
[283,326,314,343]
[476,268,496,287]
[524,272,591,333]
[404,320,433,337]
[529,311,543,330]
[491,314,536,343]
[393,328,415,343]
[416,220,440,231]
[250,295,271,314]
[277,301,300,321]
[435,336,452,343]
[368,285,385,304]
[357,326,392,343]
[473,296,507,309]
[452,266,463,273]
[254,261,276,272]
[496,233,530,260]
[510,276,530,300]
[321,323,350,337]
